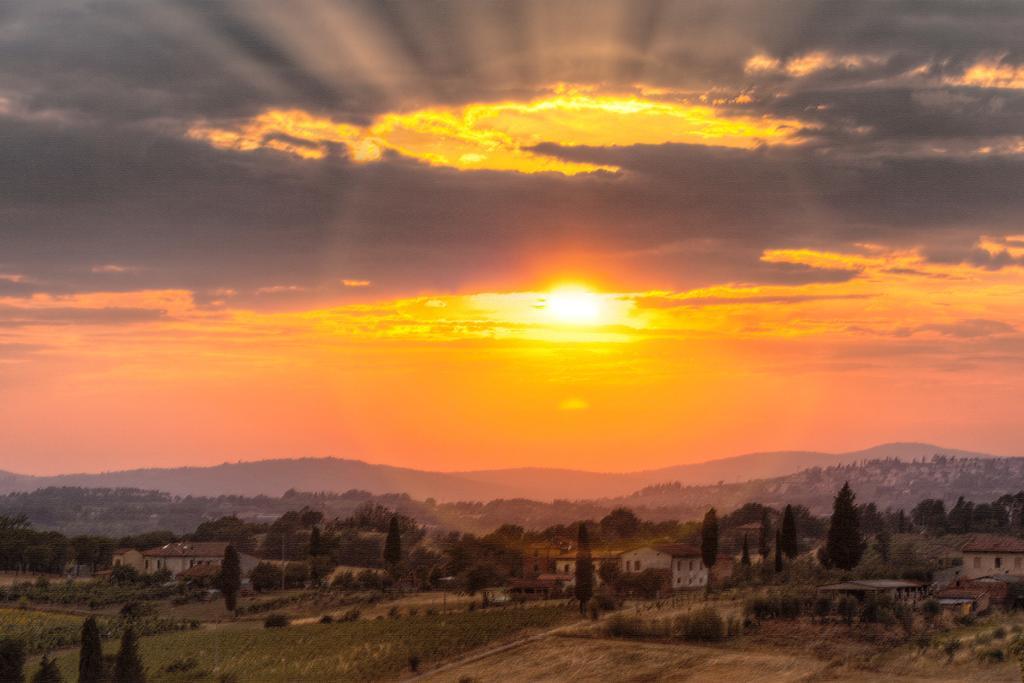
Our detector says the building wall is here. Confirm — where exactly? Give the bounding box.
[962,552,1024,579]
[112,550,144,572]
[620,548,707,590]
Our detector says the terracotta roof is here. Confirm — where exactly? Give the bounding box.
[961,536,1024,553]
[652,544,702,558]
[819,579,924,591]
[508,578,558,590]
[113,548,138,555]
[937,587,989,600]
[142,542,229,558]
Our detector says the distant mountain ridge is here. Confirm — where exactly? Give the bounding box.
[0,442,1003,503]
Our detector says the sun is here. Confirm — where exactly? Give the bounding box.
[542,285,603,324]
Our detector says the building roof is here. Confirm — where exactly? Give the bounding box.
[554,550,622,561]
[142,542,229,558]
[734,522,764,532]
[936,587,989,600]
[536,573,572,582]
[818,579,924,592]
[652,544,702,558]
[972,575,1024,584]
[961,536,1024,554]
[507,578,558,590]
[113,548,139,555]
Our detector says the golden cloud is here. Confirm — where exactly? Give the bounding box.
[187,86,809,175]
[947,56,1024,89]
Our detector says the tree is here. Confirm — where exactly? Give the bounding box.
[220,545,242,612]
[758,510,771,562]
[114,628,145,683]
[309,526,323,557]
[383,516,402,573]
[599,508,640,540]
[774,529,783,573]
[250,562,283,592]
[574,524,593,613]
[781,505,798,559]
[823,482,865,570]
[31,655,62,683]
[78,616,104,683]
[740,534,751,567]
[0,638,25,683]
[701,508,718,594]
[875,528,892,563]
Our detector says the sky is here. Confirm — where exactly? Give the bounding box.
[3,1,1024,475]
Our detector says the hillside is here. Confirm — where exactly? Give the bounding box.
[0,442,999,503]
[4,454,1023,535]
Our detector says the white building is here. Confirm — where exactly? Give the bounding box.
[141,542,259,577]
[619,544,707,590]
[960,537,1024,580]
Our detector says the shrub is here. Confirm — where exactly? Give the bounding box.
[837,596,857,626]
[993,626,1007,640]
[605,614,648,638]
[977,646,1004,663]
[319,615,333,624]
[339,608,361,622]
[408,654,420,672]
[263,614,290,629]
[942,638,962,663]
[388,606,400,619]
[921,598,941,626]
[813,596,832,623]
[164,656,200,673]
[586,598,600,621]
[677,606,725,642]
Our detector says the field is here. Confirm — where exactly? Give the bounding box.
[0,607,86,655]
[49,604,574,681]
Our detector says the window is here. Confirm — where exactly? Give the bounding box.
[635,560,642,571]
[689,560,694,571]
[996,557,1003,569]
[1016,557,1022,569]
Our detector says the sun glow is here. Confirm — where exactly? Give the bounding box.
[542,286,603,324]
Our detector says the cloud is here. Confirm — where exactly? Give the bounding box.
[187,88,809,174]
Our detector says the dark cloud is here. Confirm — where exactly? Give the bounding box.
[5,1,1024,300]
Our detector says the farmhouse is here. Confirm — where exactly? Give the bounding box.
[522,543,566,578]
[111,548,144,572]
[619,544,707,590]
[960,536,1024,579]
[141,542,259,577]
[552,551,621,583]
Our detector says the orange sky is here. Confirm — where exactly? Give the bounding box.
[3,239,1024,474]
[7,4,1024,475]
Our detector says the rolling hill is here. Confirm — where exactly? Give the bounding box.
[0,442,1002,502]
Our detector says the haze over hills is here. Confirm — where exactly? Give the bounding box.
[0,442,1003,503]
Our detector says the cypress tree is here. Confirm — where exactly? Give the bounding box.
[0,638,26,683]
[31,655,62,683]
[758,510,771,562]
[574,524,593,613]
[383,516,402,571]
[781,504,798,559]
[701,508,718,593]
[774,529,784,573]
[114,628,145,683]
[78,616,103,683]
[824,482,865,570]
[309,526,323,557]
[220,545,242,612]
[740,533,751,566]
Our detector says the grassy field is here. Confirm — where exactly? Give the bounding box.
[50,604,574,681]
[0,608,86,654]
